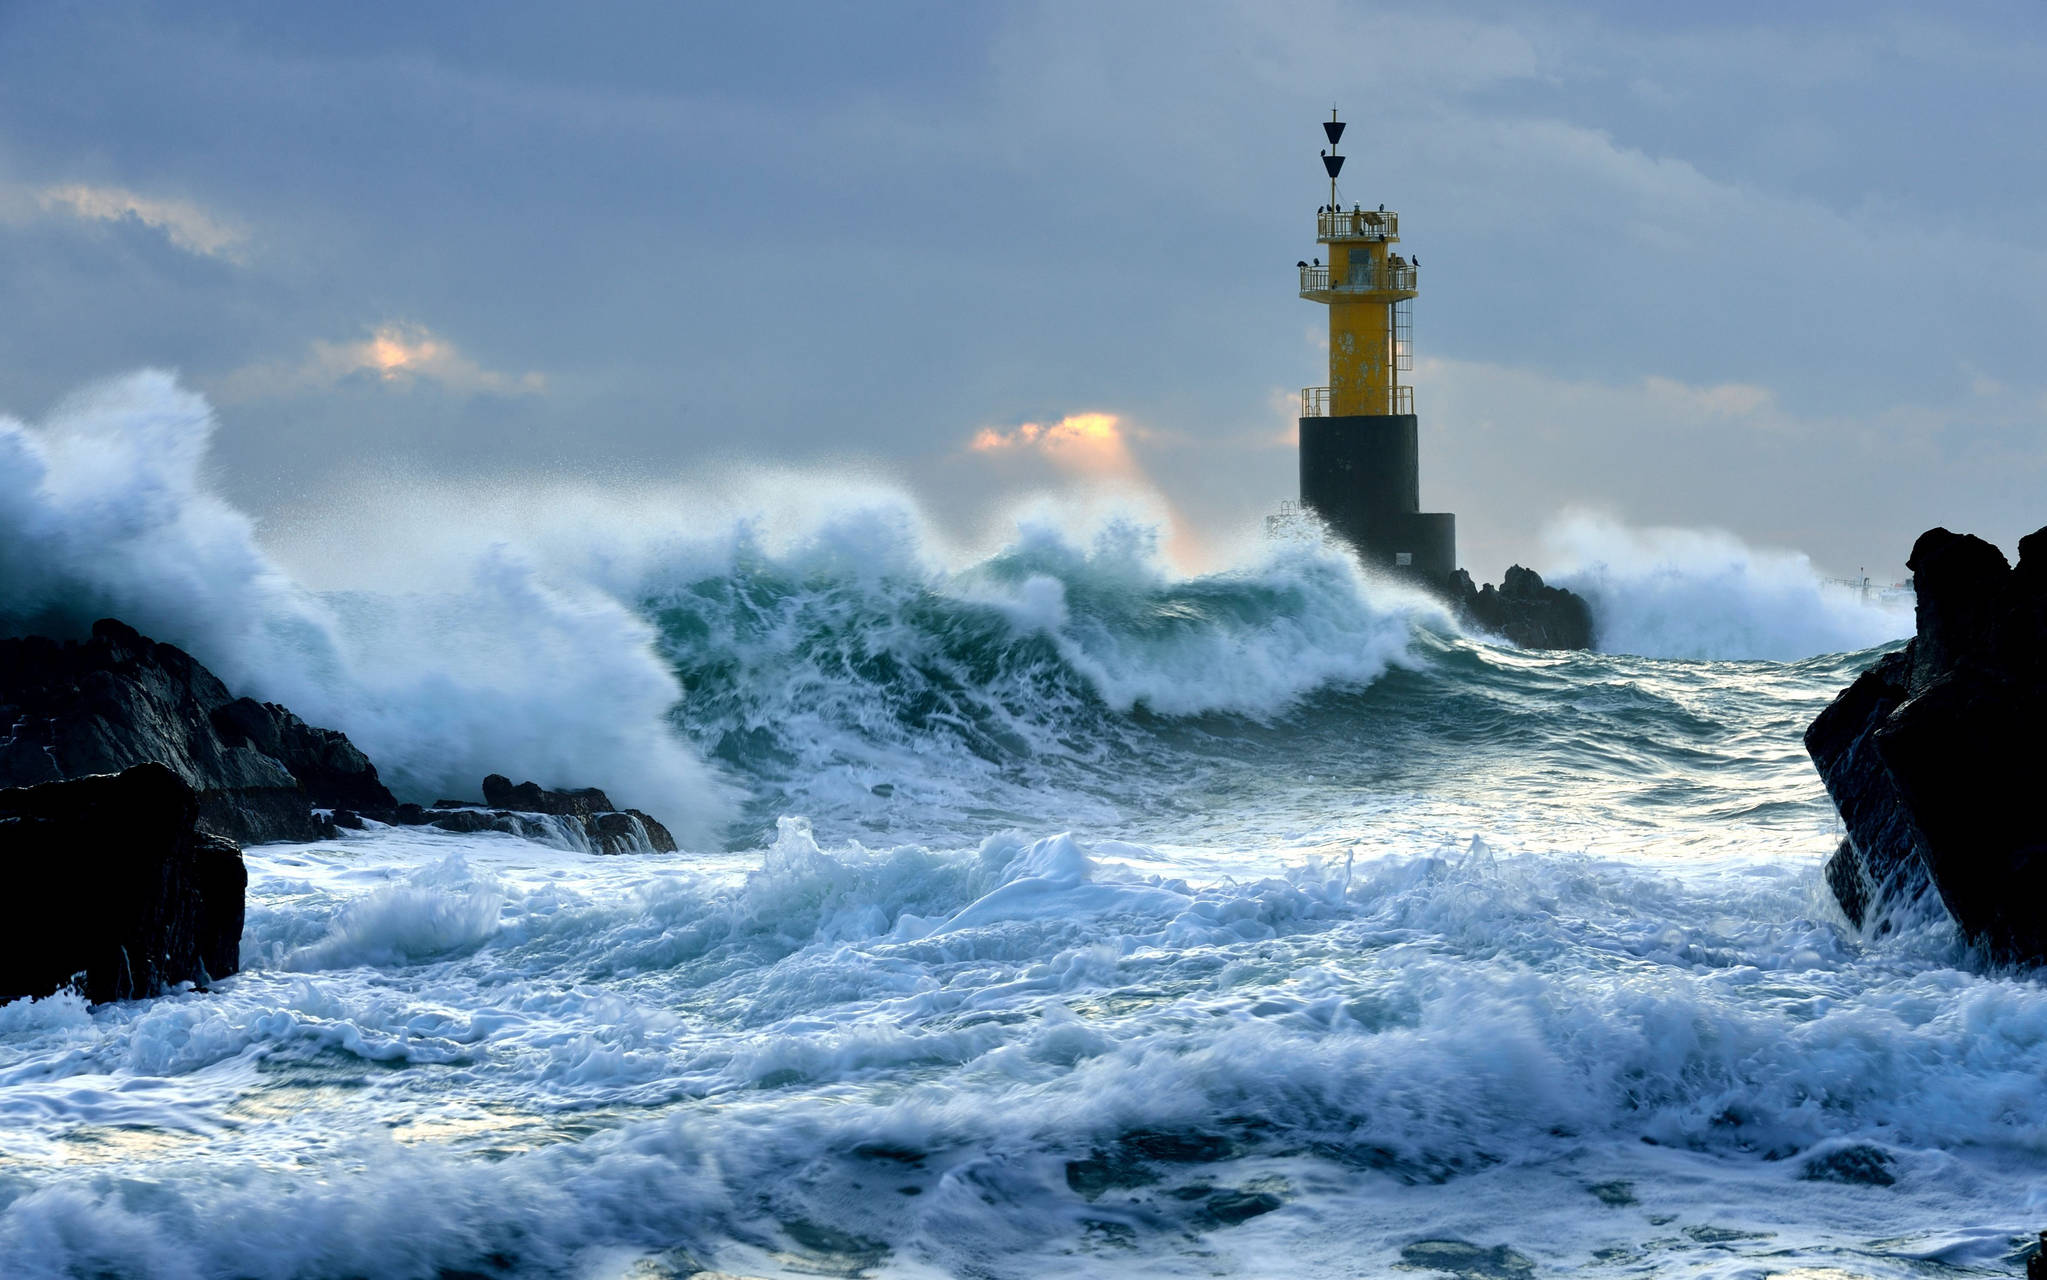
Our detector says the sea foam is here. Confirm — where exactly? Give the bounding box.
[0,372,731,836]
[1546,512,1912,660]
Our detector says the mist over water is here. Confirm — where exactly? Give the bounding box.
[5,374,2010,1280]
[0,374,1908,822]
[1546,511,1914,661]
[0,372,727,835]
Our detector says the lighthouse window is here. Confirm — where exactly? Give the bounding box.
[1348,255,1372,287]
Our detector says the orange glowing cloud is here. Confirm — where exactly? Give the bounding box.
[212,321,545,403]
[327,322,545,393]
[969,412,1139,478]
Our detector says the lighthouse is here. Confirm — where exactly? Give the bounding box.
[1295,109,1456,582]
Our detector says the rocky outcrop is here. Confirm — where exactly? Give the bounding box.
[1806,526,2047,961]
[0,763,245,1004]
[211,695,394,815]
[1448,565,1595,651]
[378,775,679,854]
[1,619,684,856]
[0,619,394,844]
[479,774,679,852]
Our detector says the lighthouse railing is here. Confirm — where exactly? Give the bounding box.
[1319,209,1399,241]
[1300,385,1414,417]
[1298,262,1418,296]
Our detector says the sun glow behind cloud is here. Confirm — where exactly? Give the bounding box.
[326,323,544,393]
[968,410,1222,570]
[970,412,1139,479]
[212,322,545,403]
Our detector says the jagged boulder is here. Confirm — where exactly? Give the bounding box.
[1449,565,1595,650]
[482,773,619,820]
[383,776,679,853]
[1806,526,2047,961]
[0,763,245,1004]
[0,619,394,845]
[211,696,394,814]
[471,774,678,853]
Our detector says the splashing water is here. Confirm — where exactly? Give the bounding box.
[1,374,2000,1280]
[1546,511,1912,660]
[0,372,729,835]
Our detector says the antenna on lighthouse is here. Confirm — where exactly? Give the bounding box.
[1321,107,1345,210]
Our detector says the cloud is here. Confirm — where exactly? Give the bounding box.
[35,183,248,261]
[213,322,546,402]
[1408,353,2047,581]
[1638,375,1777,420]
[969,412,1141,479]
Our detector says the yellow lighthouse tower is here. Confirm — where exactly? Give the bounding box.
[1295,109,1456,581]
[1302,111,1416,419]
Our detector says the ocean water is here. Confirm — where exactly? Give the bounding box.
[4,375,2042,1279]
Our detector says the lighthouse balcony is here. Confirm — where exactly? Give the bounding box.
[1318,208,1398,242]
[1298,261,1417,301]
[1301,385,1413,417]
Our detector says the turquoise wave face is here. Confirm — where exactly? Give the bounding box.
[631,516,1899,852]
[1,370,1909,853]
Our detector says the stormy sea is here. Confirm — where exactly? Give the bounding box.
[3,375,2038,1279]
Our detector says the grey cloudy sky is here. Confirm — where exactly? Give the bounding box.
[2,0,2042,580]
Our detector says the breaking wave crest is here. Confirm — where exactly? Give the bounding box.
[0,372,729,837]
[0,373,1445,843]
[1,373,1911,849]
[1546,512,1912,660]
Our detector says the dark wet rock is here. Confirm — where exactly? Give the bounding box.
[330,808,365,830]
[1806,525,2047,961]
[1683,1224,1772,1243]
[0,763,245,1004]
[1396,1239,1537,1280]
[849,1142,927,1166]
[0,619,391,845]
[475,774,679,853]
[1311,1137,1496,1185]
[370,791,678,854]
[778,1219,889,1274]
[428,809,501,835]
[393,801,674,854]
[1586,1179,1637,1206]
[592,809,664,852]
[1448,565,1594,651]
[482,773,615,818]
[209,695,394,814]
[1194,1188,1282,1228]
[1800,1143,1897,1187]
[2026,1230,2047,1280]
[1066,1127,1239,1198]
[1121,1128,1235,1163]
[1066,1154,1156,1198]
[1080,1219,1139,1250]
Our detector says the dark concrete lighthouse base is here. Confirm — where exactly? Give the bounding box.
[1298,414,1457,583]
[1295,412,1592,648]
